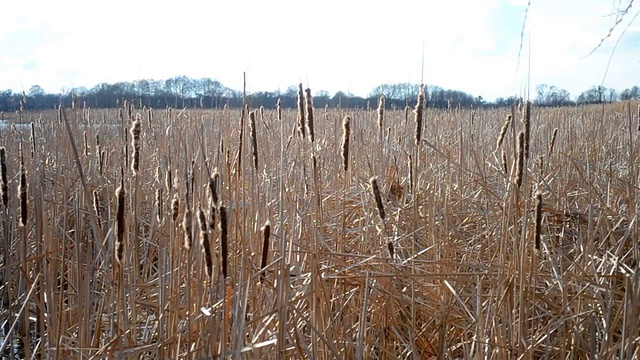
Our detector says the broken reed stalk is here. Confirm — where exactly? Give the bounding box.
[515,131,525,188]
[341,116,351,172]
[260,220,271,283]
[18,157,27,227]
[548,128,558,156]
[523,101,531,159]
[0,147,7,208]
[297,83,306,138]
[415,84,425,145]
[249,111,259,171]
[219,204,228,279]
[369,177,386,221]
[377,95,385,133]
[130,119,141,175]
[496,115,511,151]
[198,207,213,280]
[534,191,543,250]
[115,176,125,264]
[305,88,315,142]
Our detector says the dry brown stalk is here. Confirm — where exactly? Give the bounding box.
[93,189,102,227]
[83,130,88,157]
[198,207,213,280]
[277,98,282,121]
[387,241,394,259]
[523,101,531,159]
[155,188,163,223]
[115,178,125,264]
[18,157,27,227]
[501,150,508,174]
[341,116,351,172]
[183,206,193,250]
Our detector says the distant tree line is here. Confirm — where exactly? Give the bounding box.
[1,75,638,113]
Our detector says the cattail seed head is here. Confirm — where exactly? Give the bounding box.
[115,183,125,263]
[415,84,425,145]
[276,98,282,121]
[93,189,102,227]
[198,207,213,280]
[183,206,193,250]
[171,193,179,223]
[219,205,228,279]
[297,83,306,138]
[83,130,88,157]
[18,161,27,227]
[305,88,315,142]
[249,111,259,171]
[130,119,141,175]
[501,150,508,174]
[30,122,36,158]
[260,220,271,283]
[0,147,7,208]
[548,128,558,156]
[377,95,385,132]
[515,131,525,187]
[341,116,351,172]
[156,188,163,223]
[534,191,543,250]
[496,115,511,151]
[165,167,173,192]
[522,101,531,159]
[387,241,394,259]
[369,176,385,221]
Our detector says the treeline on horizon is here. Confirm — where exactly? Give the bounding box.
[1,75,639,113]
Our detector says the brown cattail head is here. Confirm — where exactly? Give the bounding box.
[369,176,386,221]
[130,119,141,175]
[415,84,425,146]
[501,150,508,174]
[387,241,394,259]
[209,169,220,207]
[165,167,173,192]
[496,115,511,151]
[305,88,315,142]
[183,206,193,250]
[297,83,306,138]
[548,128,558,156]
[115,181,125,264]
[276,98,283,121]
[18,159,27,227]
[83,130,88,157]
[155,188,163,223]
[198,207,213,280]
[341,116,351,172]
[534,191,543,250]
[30,122,36,158]
[522,101,531,159]
[0,147,7,208]
[404,105,410,125]
[219,204,228,279]
[171,193,179,223]
[249,111,259,171]
[515,131,525,187]
[377,95,385,132]
[260,220,271,283]
[93,189,102,227]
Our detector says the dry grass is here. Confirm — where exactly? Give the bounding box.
[0,99,639,359]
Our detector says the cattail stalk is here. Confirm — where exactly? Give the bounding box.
[260,221,271,282]
[30,122,36,158]
[515,131,525,188]
[548,128,558,156]
[198,207,213,280]
[83,130,88,157]
[415,85,425,145]
[534,191,543,250]
[219,205,228,279]
[305,88,315,142]
[130,119,141,175]
[369,177,385,221]
[496,115,511,151]
[249,111,259,171]
[235,111,244,177]
[297,83,306,138]
[208,170,220,229]
[0,147,7,208]
[341,116,351,171]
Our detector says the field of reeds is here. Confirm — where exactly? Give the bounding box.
[0,88,639,359]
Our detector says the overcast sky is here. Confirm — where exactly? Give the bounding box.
[1,0,639,100]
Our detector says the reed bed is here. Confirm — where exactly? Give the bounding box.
[0,98,639,359]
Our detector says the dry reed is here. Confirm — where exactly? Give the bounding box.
[297,83,306,138]
[115,178,125,264]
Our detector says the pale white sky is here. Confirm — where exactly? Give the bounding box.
[1,0,639,101]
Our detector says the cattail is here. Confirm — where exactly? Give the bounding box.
[496,115,511,151]
[0,147,8,208]
[537,155,544,183]
[166,167,173,192]
[156,188,163,223]
[515,131,525,188]
[99,151,105,175]
[198,207,213,280]
[30,122,36,158]
[259,105,265,122]
[404,105,410,125]
[260,220,271,283]
[415,84,425,145]
[377,95,385,133]
[501,150,508,174]
[276,98,282,121]
[115,180,125,264]
[369,177,385,221]
[93,189,102,227]
[249,111,259,171]
[18,159,27,227]
[297,83,306,138]
[83,130,88,157]
[171,193,179,222]
[208,170,220,229]
[305,88,315,142]
[534,191,543,250]
[522,101,531,159]
[408,154,413,189]
[219,205,228,279]
[130,119,141,175]
[548,128,558,156]
[183,206,193,250]
[341,116,351,171]
[387,241,394,259]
